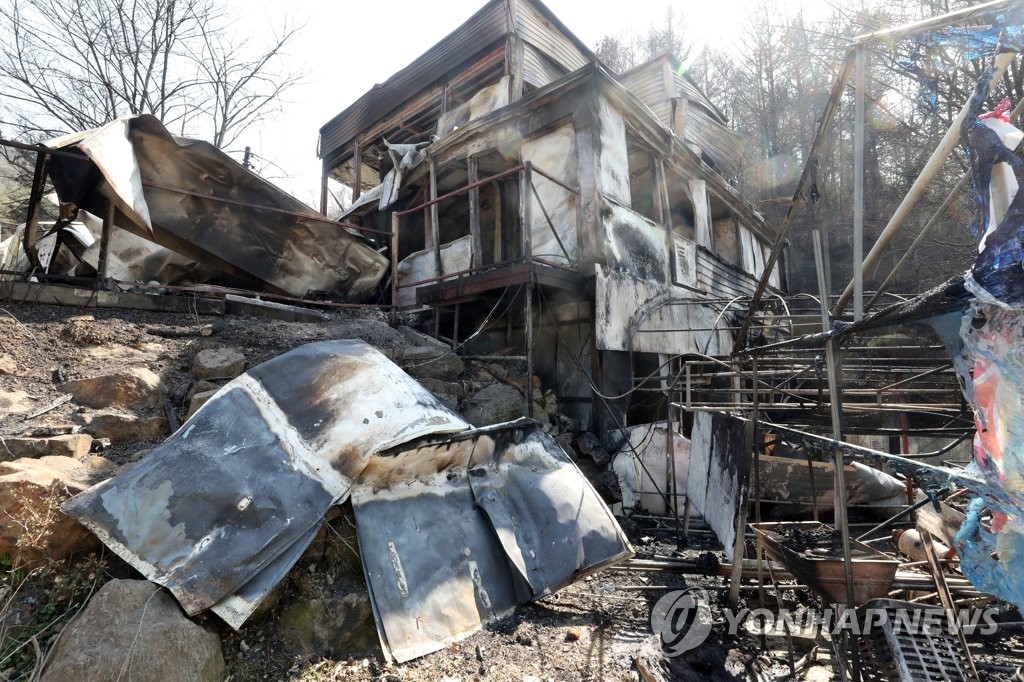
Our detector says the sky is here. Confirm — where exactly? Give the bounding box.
[238,0,821,207]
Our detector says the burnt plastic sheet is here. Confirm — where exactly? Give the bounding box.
[65,340,469,620]
[352,421,632,662]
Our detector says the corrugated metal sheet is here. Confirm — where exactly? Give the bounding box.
[353,420,632,662]
[684,106,747,178]
[47,116,388,300]
[319,0,596,164]
[318,1,509,162]
[65,340,470,625]
[516,0,589,74]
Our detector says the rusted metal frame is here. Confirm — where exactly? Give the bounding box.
[662,356,681,533]
[468,155,483,268]
[428,159,441,276]
[335,221,391,237]
[728,387,759,609]
[834,50,1017,314]
[864,172,969,313]
[878,363,955,392]
[526,164,579,195]
[854,0,1016,44]
[528,177,573,265]
[813,232,858,643]
[853,44,866,322]
[921,531,980,680]
[22,149,50,271]
[0,137,89,159]
[394,164,525,216]
[520,163,534,418]
[731,49,856,354]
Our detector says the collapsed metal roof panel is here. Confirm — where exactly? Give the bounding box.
[45,115,388,300]
[64,340,469,618]
[353,420,632,662]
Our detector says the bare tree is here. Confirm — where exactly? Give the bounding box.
[0,0,303,148]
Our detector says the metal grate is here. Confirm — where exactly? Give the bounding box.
[855,599,974,681]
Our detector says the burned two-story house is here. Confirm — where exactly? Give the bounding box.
[318,0,784,543]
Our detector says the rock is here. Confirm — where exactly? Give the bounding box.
[186,389,218,419]
[0,434,93,459]
[588,446,612,467]
[565,627,581,642]
[278,592,378,657]
[25,425,76,438]
[0,455,116,562]
[397,326,449,351]
[60,316,115,345]
[417,377,466,399]
[513,622,535,647]
[187,380,219,401]
[82,412,169,443]
[40,579,225,682]
[191,347,246,380]
[400,346,464,381]
[463,383,527,426]
[61,368,165,409]
[0,353,15,375]
[574,431,601,455]
[0,390,32,416]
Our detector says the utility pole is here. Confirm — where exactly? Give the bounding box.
[242,146,252,170]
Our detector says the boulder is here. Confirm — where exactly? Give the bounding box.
[0,390,32,416]
[61,368,165,409]
[192,347,246,380]
[463,383,527,426]
[0,434,92,459]
[0,455,116,562]
[417,377,467,399]
[0,353,15,375]
[40,579,225,682]
[278,592,378,657]
[186,389,218,419]
[82,412,170,443]
[400,346,464,381]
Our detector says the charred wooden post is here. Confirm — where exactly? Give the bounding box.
[468,155,483,268]
[23,149,50,271]
[96,199,115,289]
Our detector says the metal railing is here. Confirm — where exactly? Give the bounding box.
[389,161,580,309]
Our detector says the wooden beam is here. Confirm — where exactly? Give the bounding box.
[23,150,50,271]
[352,142,362,202]
[96,199,114,287]
[468,155,483,268]
[0,281,224,315]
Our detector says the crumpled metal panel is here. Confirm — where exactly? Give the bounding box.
[65,340,469,620]
[352,436,519,662]
[46,115,388,299]
[466,423,633,599]
[352,420,632,662]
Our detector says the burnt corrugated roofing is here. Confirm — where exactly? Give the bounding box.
[318,0,598,164]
